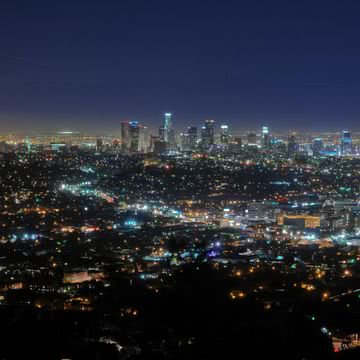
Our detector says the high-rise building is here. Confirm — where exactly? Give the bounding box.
[24,137,32,153]
[150,135,158,152]
[287,133,298,156]
[155,141,167,154]
[139,126,149,152]
[121,121,130,152]
[159,125,165,141]
[129,121,140,152]
[201,120,215,148]
[228,136,242,154]
[340,130,352,156]
[262,126,271,149]
[247,132,257,145]
[180,133,191,152]
[96,139,103,152]
[312,138,324,156]
[272,139,287,154]
[220,125,230,145]
[168,129,176,150]
[200,126,206,147]
[120,121,149,153]
[161,113,176,150]
[206,120,215,145]
[188,126,198,150]
[163,113,173,142]
[151,135,167,155]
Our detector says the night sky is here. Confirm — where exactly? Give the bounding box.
[1,0,360,132]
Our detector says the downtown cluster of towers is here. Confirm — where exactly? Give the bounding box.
[120,114,230,154]
[119,113,354,156]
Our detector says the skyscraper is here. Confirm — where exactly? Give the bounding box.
[206,120,215,145]
[139,125,149,152]
[121,121,130,152]
[152,138,167,155]
[96,138,103,152]
[163,113,172,141]
[312,138,324,157]
[129,121,141,152]
[341,130,352,156]
[247,132,257,145]
[159,125,165,141]
[262,126,271,149]
[188,126,198,150]
[200,126,207,148]
[162,113,176,150]
[180,133,190,152]
[287,133,299,156]
[220,125,230,145]
[201,120,215,148]
[229,136,242,154]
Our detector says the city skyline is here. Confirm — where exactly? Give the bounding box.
[1,112,360,135]
[1,118,358,159]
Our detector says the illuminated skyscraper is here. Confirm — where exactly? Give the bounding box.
[162,113,172,142]
[162,112,176,150]
[200,126,206,147]
[129,121,140,152]
[25,137,32,153]
[163,113,172,140]
[139,125,149,152]
[262,126,271,148]
[206,120,215,144]
[220,125,229,145]
[122,121,148,153]
[201,120,215,148]
[180,133,190,151]
[287,133,299,156]
[121,121,130,152]
[159,125,165,141]
[188,126,198,150]
[341,130,352,156]
[312,138,324,156]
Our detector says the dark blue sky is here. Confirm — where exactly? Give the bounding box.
[1,0,360,132]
